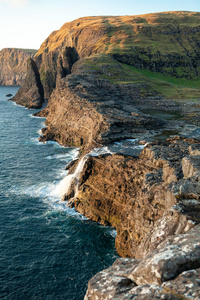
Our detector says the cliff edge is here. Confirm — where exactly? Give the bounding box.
[11,11,200,299]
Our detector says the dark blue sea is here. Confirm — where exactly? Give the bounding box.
[0,86,117,300]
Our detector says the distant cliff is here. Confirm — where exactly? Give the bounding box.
[0,48,37,85]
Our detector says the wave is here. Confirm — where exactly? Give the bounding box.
[46,152,78,161]
[89,146,112,156]
[11,181,85,220]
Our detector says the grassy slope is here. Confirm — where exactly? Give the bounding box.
[80,53,200,100]
[35,11,200,100]
[36,11,200,56]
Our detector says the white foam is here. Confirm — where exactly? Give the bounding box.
[12,180,85,219]
[108,228,117,238]
[29,114,46,120]
[46,153,75,160]
[12,101,28,109]
[89,146,112,156]
[52,155,88,198]
[37,129,43,135]
[52,174,74,198]
[30,137,45,145]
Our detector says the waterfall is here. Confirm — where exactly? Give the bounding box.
[52,155,88,199]
[52,146,112,201]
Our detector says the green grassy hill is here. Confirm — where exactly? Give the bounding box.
[33,11,200,99]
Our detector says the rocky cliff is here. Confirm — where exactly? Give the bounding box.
[37,55,165,150]
[12,58,44,109]
[11,10,200,299]
[31,11,200,99]
[80,137,200,299]
[0,48,37,85]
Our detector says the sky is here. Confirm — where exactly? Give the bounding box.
[0,0,200,51]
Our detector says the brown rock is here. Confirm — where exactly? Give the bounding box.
[12,58,44,109]
[69,137,200,258]
[0,48,36,85]
[182,155,200,179]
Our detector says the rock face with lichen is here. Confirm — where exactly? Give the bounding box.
[0,48,36,85]
[84,227,200,299]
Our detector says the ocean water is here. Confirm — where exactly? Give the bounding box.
[0,86,117,300]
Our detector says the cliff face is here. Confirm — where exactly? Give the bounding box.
[70,137,200,258]
[32,11,200,98]
[78,137,200,299]
[11,11,200,299]
[12,58,44,109]
[0,48,37,85]
[37,55,164,149]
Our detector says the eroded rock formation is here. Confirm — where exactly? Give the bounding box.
[12,58,44,109]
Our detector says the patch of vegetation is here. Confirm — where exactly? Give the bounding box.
[80,53,200,100]
[124,64,200,99]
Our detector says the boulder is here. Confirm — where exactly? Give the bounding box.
[130,225,200,285]
[85,226,200,299]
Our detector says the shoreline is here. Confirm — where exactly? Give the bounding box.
[10,83,200,299]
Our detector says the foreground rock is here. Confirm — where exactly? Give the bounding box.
[81,136,200,298]
[85,226,200,299]
[12,58,44,109]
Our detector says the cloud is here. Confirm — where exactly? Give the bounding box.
[0,0,29,7]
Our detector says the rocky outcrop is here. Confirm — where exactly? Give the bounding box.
[67,137,200,258]
[80,137,200,298]
[85,226,200,299]
[12,58,44,109]
[37,56,165,149]
[0,48,36,85]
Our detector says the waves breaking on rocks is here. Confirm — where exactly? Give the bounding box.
[53,146,112,201]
